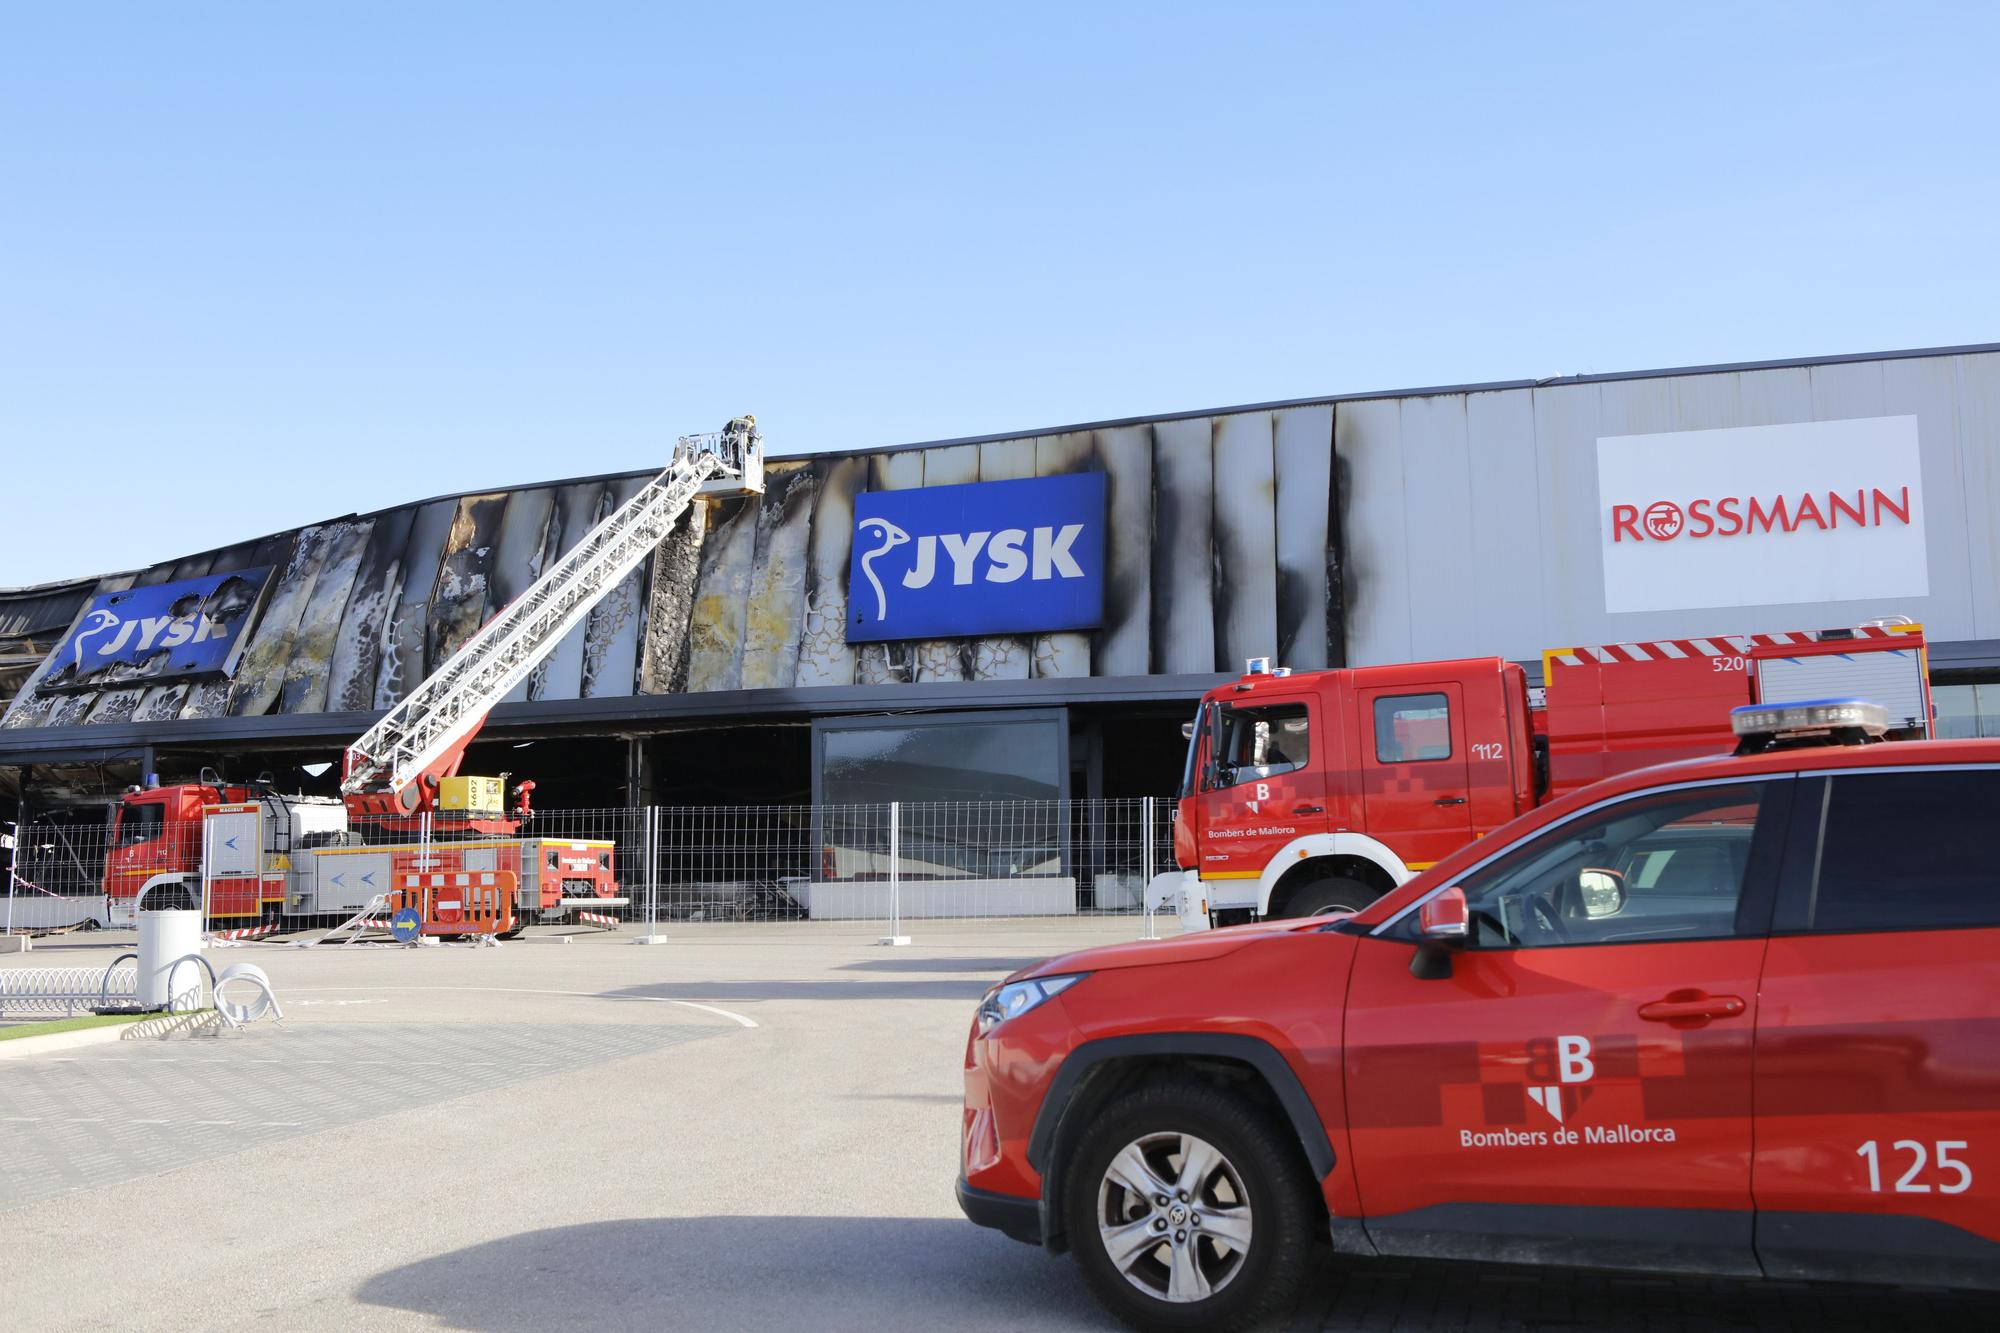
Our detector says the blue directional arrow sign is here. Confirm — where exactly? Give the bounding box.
[224,836,241,851]
[331,872,348,888]
[391,907,422,944]
[361,872,376,887]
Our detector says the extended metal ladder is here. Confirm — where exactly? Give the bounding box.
[343,426,764,796]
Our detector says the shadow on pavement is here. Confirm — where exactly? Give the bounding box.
[608,979,994,1002]
[354,1215,1115,1332]
[837,956,1045,976]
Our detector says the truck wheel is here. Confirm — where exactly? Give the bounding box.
[1063,1079,1315,1332]
[1277,875,1377,918]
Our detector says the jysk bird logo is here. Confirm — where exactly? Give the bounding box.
[846,474,1106,643]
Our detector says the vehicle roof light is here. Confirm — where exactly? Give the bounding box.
[1730,697,1890,746]
[1245,657,1271,675]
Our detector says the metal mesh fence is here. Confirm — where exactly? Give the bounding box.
[4,798,1177,935]
[637,800,1172,923]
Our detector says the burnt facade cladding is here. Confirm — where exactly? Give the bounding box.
[5,341,2000,807]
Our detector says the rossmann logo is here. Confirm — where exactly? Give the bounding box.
[1609,486,1914,542]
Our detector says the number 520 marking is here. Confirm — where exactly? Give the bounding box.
[1858,1139,1973,1194]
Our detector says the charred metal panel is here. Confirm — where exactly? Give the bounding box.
[795,456,866,688]
[910,444,979,682]
[968,438,1038,681]
[229,525,342,716]
[180,533,298,719]
[581,475,650,698]
[372,500,457,709]
[428,493,509,670]
[524,482,607,702]
[277,518,375,714]
[638,493,708,695]
[1150,417,1215,675]
[1393,396,1476,664]
[486,488,559,705]
[683,495,759,692]
[1333,397,1412,665]
[1093,424,1153,678]
[1272,406,1334,670]
[739,463,818,690]
[854,451,925,686]
[2,574,140,728]
[1211,412,1278,671]
[1032,432,1095,679]
[326,505,416,714]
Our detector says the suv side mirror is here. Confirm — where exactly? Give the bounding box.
[1578,867,1626,918]
[1419,886,1469,940]
[1411,886,1469,980]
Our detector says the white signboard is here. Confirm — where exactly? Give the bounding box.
[1597,416,1928,614]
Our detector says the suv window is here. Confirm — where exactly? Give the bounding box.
[1216,704,1309,785]
[1809,769,2000,933]
[1375,693,1451,763]
[1404,782,1770,948]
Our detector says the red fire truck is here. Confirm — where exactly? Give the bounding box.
[98,426,764,936]
[1163,620,1931,925]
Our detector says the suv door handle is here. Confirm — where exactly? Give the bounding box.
[1434,796,1467,807]
[1292,804,1325,814]
[1638,993,1746,1024]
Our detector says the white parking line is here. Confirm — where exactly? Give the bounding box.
[284,986,762,1028]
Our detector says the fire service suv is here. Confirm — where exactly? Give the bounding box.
[100,424,764,937]
[960,700,1999,1329]
[1160,620,1930,926]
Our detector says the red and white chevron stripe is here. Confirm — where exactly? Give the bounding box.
[207,922,280,942]
[1549,625,1910,668]
[576,911,619,929]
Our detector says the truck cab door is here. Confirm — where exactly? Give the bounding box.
[1358,682,1473,872]
[1195,694,1327,886]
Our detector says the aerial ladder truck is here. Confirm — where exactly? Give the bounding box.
[100,424,765,936]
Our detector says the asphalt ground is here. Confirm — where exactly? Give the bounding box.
[4,921,1998,1332]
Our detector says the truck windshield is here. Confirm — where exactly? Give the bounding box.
[115,803,165,847]
[1177,703,1206,799]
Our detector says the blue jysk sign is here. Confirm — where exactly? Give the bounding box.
[44,567,272,691]
[847,473,1107,643]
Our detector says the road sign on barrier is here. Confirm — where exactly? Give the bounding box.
[390,907,422,943]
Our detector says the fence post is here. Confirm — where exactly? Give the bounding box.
[201,812,213,933]
[636,805,668,945]
[1141,796,1156,940]
[878,801,910,946]
[4,819,16,937]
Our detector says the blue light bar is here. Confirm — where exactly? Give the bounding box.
[1731,697,1890,740]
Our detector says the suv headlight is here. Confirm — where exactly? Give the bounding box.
[976,974,1087,1035]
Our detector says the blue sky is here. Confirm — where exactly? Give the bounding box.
[4,2,1995,586]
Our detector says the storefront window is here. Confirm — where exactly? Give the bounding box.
[1932,683,2000,738]
[813,711,1068,881]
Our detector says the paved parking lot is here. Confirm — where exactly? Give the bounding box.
[4,922,1997,1331]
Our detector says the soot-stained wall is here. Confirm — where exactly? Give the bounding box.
[1,403,1341,729]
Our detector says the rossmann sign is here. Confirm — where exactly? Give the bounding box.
[1597,417,1928,614]
[847,473,1106,642]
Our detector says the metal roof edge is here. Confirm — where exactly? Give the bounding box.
[0,674,1231,763]
[767,339,2000,464]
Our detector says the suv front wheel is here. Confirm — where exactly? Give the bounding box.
[1063,1079,1316,1331]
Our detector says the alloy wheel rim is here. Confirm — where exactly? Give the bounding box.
[1095,1130,1253,1303]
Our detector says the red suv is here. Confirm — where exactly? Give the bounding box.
[959,707,1999,1330]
